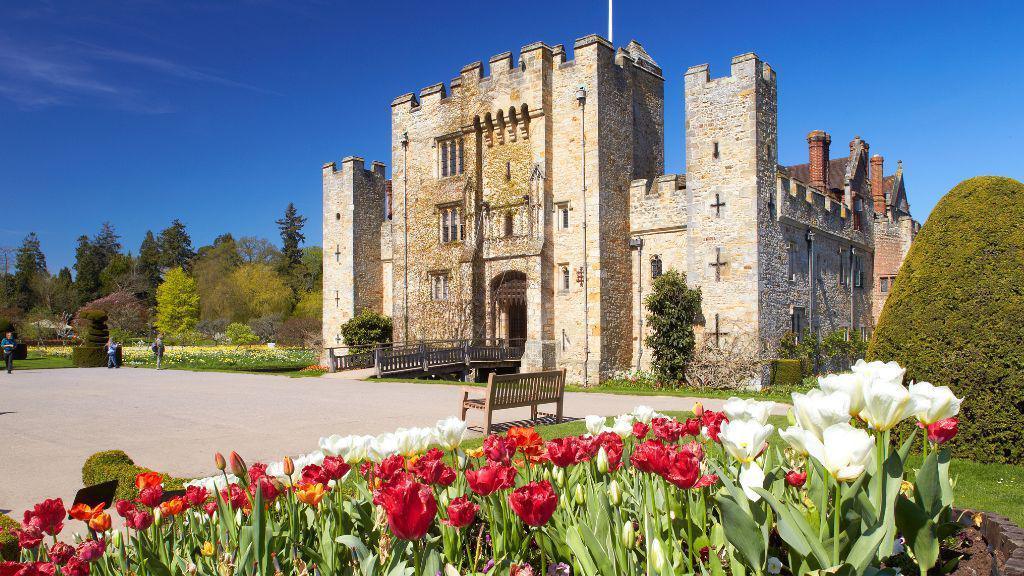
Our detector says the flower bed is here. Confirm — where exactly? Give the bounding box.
[3,360,1012,575]
[34,345,316,372]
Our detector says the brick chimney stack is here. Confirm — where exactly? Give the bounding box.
[807,130,831,192]
[870,155,886,215]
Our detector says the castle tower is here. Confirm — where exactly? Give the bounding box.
[321,157,388,357]
[684,53,778,349]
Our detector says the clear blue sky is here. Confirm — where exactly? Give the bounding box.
[2,0,1021,272]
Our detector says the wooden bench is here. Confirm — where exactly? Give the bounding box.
[460,369,566,435]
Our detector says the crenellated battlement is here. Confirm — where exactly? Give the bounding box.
[323,156,388,180]
[777,172,852,226]
[389,34,662,114]
[685,52,774,89]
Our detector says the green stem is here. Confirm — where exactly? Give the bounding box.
[922,431,930,461]
[833,480,842,565]
[819,469,828,540]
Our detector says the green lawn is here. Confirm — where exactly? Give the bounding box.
[12,352,74,370]
[464,410,1024,526]
[16,350,321,377]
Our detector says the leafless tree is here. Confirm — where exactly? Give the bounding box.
[686,333,767,390]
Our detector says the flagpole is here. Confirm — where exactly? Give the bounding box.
[608,0,613,43]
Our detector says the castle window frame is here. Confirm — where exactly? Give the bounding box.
[559,264,571,292]
[437,136,464,178]
[787,241,798,282]
[503,212,515,237]
[712,141,720,160]
[429,272,450,301]
[650,255,663,280]
[555,202,570,231]
[853,254,864,288]
[838,248,848,287]
[780,177,791,194]
[791,307,806,341]
[880,275,896,293]
[438,203,463,244]
[796,183,807,197]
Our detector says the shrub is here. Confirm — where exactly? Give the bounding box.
[248,315,282,343]
[225,322,259,345]
[869,176,1024,464]
[340,309,393,348]
[644,270,702,383]
[769,359,804,388]
[275,317,320,347]
[82,450,186,502]
[0,513,17,560]
[72,308,109,367]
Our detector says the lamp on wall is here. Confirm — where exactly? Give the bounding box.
[575,85,587,106]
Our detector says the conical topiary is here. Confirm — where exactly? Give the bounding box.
[868,176,1024,464]
[73,308,111,367]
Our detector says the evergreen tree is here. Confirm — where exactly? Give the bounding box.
[276,203,307,271]
[157,219,195,270]
[137,230,161,301]
[52,268,77,314]
[92,222,122,268]
[13,232,47,311]
[73,235,103,305]
[644,270,703,383]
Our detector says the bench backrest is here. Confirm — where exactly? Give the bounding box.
[486,369,566,409]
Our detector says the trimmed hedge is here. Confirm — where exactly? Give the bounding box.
[769,359,804,388]
[868,176,1024,464]
[82,450,187,502]
[73,308,110,368]
[0,513,17,560]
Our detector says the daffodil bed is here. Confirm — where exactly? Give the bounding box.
[34,346,316,374]
[1,361,1010,575]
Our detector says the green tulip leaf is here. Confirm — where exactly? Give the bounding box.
[717,494,766,570]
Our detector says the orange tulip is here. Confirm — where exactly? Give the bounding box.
[69,503,105,521]
[135,472,163,491]
[295,482,328,508]
[159,497,185,517]
[507,427,546,463]
[88,511,112,532]
[214,452,227,471]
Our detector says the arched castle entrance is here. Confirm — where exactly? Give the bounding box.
[490,271,527,343]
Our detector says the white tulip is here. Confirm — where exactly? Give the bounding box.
[739,462,766,502]
[585,415,607,436]
[818,373,866,417]
[435,416,468,450]
[791,389,850,439]
[860,378,926,432]
[908,381,962,425]
[611,414,635,438]
[779,425,818,456]
[852,359,906,388]
[723,397,775,424]
[718,419,774,464]
[767,556,783,575]
[632,405,657,425]
[369,433,399,461]
[321,434,374,462]
[804,423,875,481]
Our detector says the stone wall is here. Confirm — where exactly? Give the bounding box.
[871,214,917,322]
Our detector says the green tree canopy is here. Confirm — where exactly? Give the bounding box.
[193,235,241,321]
[13,232,47,311]
[73,235,103,305]
[155,267,200,338]
[137,230,161,302]
[868,176,1024,464]
[276,203,307,271]
[157,219,195,270]
[341,309,393,348]
[228,263,292,321]
[644,270,702,383]
[292,290,322,319]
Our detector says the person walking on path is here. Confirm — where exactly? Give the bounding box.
[151,334,165,370]
[105,338,120,369]
[1,332,16,374]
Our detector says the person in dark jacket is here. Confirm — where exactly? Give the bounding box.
[151,334,166,370]
[1,332,15,374]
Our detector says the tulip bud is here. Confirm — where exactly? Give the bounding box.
[621,521,635,549]
[111,529,122,548]
[597,446,610,474]
[153,508,163,527]
[214,452,227,471]
[693,401,704,419]
[574,484,585,505]
[650,538,666,569]
[559,494,570,510]
[607,480,621,506]
[787,408,797,426]
[228,451,247,477]
[282,456,294,477]
[554,467,565,487]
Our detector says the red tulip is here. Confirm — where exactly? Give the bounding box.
[124,508,153,531]
[632,422,650,440]
[785,470,808,488]
[483,434,517,465]
[48,542,75,565]
[23,498,65,536]
[546,437,586,468]
[322,455,352,480]
[138,485,163,508]
[661,449,700,489]
[630,440,671,475]
[413,458,456,487]
[374,475,437,540]
[684,418,702,437]
[63,557,90,576]
[228,451,247,478]
[466,463,517,496]
[927,418,958,445]
[76,539,106,562]
[185,486,209,507]
[443,496,479,528]
[681,440,705,462]
[509,481,558,526]
[15,525,43,549]
[695,474,719,488]
[301,464,329,485]
[701,411,728,443]
[652,418,684,443]
[375,455,407,484]
[247,463,268,484]
[220,484,251,513]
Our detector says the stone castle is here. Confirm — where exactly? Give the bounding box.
[322,35,919,385]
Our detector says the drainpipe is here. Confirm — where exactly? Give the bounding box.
[630,236,644,370]
[806,229,816,373]
[850,246,857,340]
[576,85,589,386]
[401,131,410,342]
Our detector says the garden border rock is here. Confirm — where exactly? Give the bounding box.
[955,508,1024,575]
